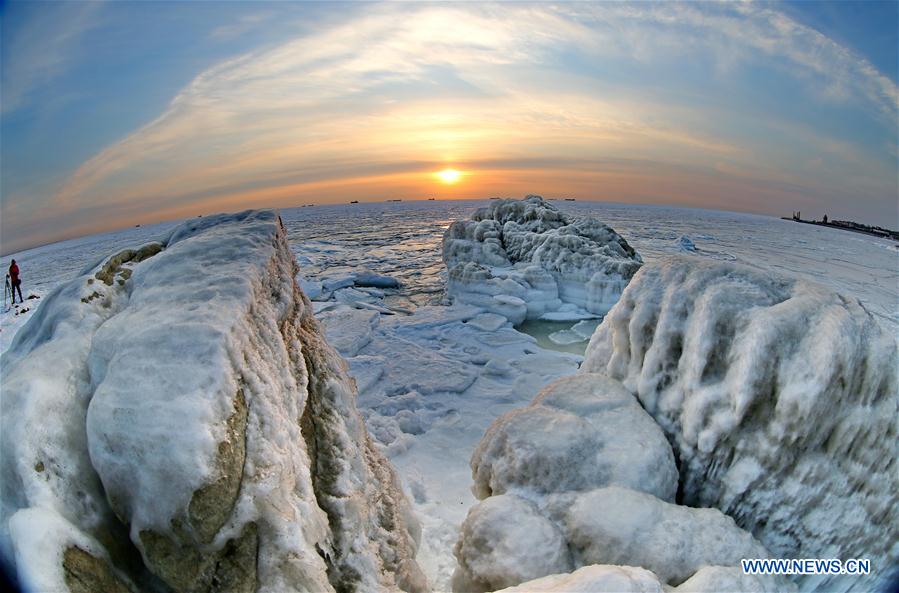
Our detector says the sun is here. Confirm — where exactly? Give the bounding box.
[436,168,462,184]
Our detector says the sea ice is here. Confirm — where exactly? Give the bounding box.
[442,195,642,323]
[464,313,509,332]
[316,304,380,356]
[547,328,583,345]
[355,271,402,289]
[582,255,898,592]
[676,235,696,251]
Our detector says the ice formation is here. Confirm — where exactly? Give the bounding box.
[495,564,788,593]
[451,494,571,593]
[470,374,677,502]
[442,195,642,323]
[0,210,425,593]
[454,372,785,592]
[557,486,769,585]
[583,255,898,592]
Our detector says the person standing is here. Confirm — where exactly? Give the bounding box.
[8,260,23,304]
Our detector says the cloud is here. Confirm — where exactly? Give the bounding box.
[1,1,105,114]
[6,1,896,252]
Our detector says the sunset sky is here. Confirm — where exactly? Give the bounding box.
[2,1,897,253]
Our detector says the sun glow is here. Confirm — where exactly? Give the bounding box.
[436,168,462,184]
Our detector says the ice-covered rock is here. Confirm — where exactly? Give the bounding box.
[442,195,642,323]
[494,564,792,593]
[493,565,665,593]
[451,494,571,593]
[470,374,677,502]
[1,210,425,593]
[455,368,785,592]
[556,486,771,586]
[582,255,898,592]
[675,565,795,592]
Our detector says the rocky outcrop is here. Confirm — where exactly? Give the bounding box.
[1,210,425,593]
[442,195,642,323]
[453,373,787,592]
[582,256,898,592]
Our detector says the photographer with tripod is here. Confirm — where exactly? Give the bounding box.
[7,260,23,305]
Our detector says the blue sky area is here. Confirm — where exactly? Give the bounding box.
[1,1,897,253]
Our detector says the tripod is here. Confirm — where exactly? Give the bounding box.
[3,275,10,312]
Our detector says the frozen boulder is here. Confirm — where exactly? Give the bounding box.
[494,564,792,593]
[456,369,785,592]
[583,256,898,592]
[471,374,677,501]
[442,195,641,323]
[557,486,771,586]
[675,566,795,593]
[1,210,425,593]
[493,565,665,593]
[452,494,571,593]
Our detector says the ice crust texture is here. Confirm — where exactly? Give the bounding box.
[582,256,898,593]
[442,195,643,324]
[0,210,425,593]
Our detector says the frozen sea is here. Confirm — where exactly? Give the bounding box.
[2,199,897,589]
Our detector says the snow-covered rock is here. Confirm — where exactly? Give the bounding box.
[582,255,898,592]
[451,494,571,593]
[556,486,770,586]
[493,565,665,593]
[442,195,642,323]
[0,210,425,593]
[455,368,784,592]
[494,564,792,593]
[470,374,677,502]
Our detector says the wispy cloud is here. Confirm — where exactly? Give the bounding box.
[3,1,897,252]
[1,1,104,114]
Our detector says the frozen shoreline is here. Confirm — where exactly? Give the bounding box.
[2,200,897,591]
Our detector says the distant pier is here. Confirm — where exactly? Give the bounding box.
[782,213,898,241]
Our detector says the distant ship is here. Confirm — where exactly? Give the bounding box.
[428,198,435,201]
[388,199,402,202]
[564,198,576,201]
[350,200,359,204]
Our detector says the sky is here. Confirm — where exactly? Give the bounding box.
[1,1,897,254]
